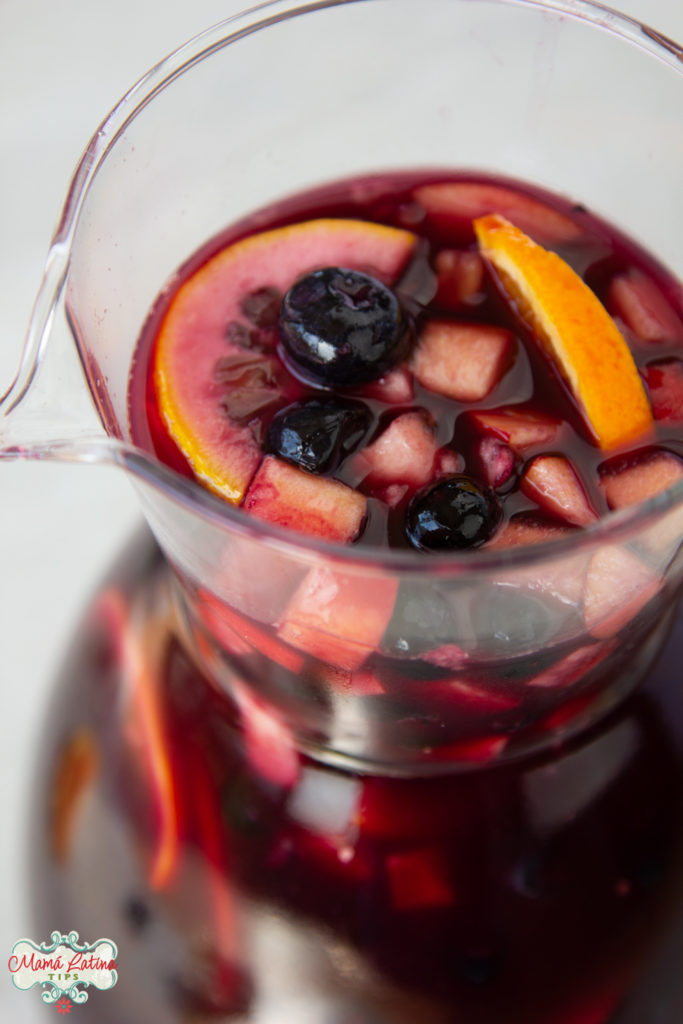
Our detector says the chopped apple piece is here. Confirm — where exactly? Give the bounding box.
[521,455,598,527]
[243,456,366,542]
[609,269,683,343]
[415,181,583,244]
[599,450,683,510]
[278,566,399,671]
[469,407,561,450]
[411,320,514,402]
[485,512,573,550]
[583,545,660,639]
[354,410,438,490]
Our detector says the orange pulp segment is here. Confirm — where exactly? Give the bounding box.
[473,214,653,450]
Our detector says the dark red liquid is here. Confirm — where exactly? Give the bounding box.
[129,171,683,551]
[124,172,683,769]
[32,537,683,1023]
[32,175,683,1023]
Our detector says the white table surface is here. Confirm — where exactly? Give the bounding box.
[1,1,681,1020]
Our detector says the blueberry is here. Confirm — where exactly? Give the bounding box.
[382,582,457,658]
[471,586,577,658]
[406,476,501,551]
[265,398,371,473]
[278,267,411,386]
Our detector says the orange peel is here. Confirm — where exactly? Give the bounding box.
[474,214,653,450]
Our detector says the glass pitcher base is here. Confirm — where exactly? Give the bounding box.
[30,532,683,1024]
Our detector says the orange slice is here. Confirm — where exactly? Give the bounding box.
[474,214,653,450]
[154,219,417,503]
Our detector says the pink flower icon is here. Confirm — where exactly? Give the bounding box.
[56,996,72,1015]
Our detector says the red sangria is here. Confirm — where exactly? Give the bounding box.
[131,171,683,552]
[5,3,680,1023]
[122,171,683,771]
[32,539,683,1024]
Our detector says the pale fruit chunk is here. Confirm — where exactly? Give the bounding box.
[474,214,654,450]
[433,249,485,309]
[583,545,660,639]
[411,320,514,402]
[469,407,561,450]
[609,269,683,343]
[243,456,366,543]
[415,181,583,244]
[643,360,683,423]
[353,410,438,490]
[521,455,598,527]
[486,514,587,608]
[278,566,399,671]
[485,512,573,550]
[154,218,416,503]
[599,450,683,510]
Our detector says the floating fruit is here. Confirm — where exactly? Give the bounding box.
[265,397,371,474]
[154,219,416,502]
[354,410,439,491]
[599,449,683,510]
[278,566,399,671]
[520,454,598,527]
[415,181,583,244]
[582,545,660,639]
[468,407,561,450]
[474,214,654,450]
[608,268,683,343]
[411,320,514,402]
[243,455,367,543]
[279,266,412,386]
[406,475,502,551]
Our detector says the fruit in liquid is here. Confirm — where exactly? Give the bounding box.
[130,171,683,552]
[126,173,683,768]
[31,541,683,1024]
[32,176,683,1022]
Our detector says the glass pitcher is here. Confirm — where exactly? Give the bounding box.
[3,1,683,1021]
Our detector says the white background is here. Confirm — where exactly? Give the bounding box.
[1,1,682,1020]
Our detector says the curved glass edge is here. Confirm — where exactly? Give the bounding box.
[501,0,682,54]
[114,442,683,576]
[48,0,683,285]
[16,0,683,575]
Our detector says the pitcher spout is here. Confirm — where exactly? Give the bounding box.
[0,241,110,464]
